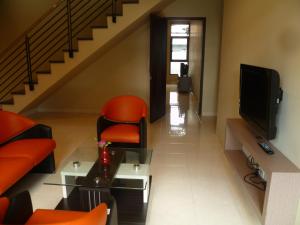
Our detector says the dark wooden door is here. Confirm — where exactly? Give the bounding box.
[150,15,167,123]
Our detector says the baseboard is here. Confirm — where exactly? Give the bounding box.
[22,108,38,117]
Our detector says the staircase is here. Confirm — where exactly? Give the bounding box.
[0,0,169,113]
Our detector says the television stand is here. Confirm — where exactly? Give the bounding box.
[225,119,300,225]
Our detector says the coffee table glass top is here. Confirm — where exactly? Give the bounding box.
[45,146,152,190]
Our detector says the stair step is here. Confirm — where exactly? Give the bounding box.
[90,15,108,29]
[49,59,65,64]
[76,27,94,41]
[23,80,38,85]
[122,0,139,3]
[48,50,66,64]
[63,49,79,53]
[91,25,108,29]
[36,70,51,74]
[77,37,93,41]
[0,97,14,105]
[107,12,123,16]
[1,0,162,112]
[12,89,25,95]
[36,63,51,74]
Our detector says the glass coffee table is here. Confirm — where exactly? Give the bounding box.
[45,146,152,225]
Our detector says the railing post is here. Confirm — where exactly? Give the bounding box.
[25,36,34,91]
[66,0,74,58]
[112,0,117,23]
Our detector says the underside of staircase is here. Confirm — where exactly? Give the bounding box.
[0,0,170,113]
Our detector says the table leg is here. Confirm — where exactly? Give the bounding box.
[144,176,149,203]
[61,175,75,198]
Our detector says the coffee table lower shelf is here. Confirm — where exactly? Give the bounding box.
[55,176,152,225]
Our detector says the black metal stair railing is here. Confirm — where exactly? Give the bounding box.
[0,0,119,103]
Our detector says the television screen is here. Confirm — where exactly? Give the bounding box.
[240,64,282,140]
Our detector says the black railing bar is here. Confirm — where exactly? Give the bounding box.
[31,24,68,57]
[25,36,34,91]
[30,26,68,60]
[30,14,68,47]
[70,0,89,12]
[32,37,68,68]
[31,33,68,68]
[31,43,68,71]
[0,68,27,94]
[0,42,25,66]
[0,74,27,100]
[0,72,27,94]
[72,0,111,26]
[31,40,69,73]
[69,0,96,23]
[0,55,26,79]
[29,4,67,40]
[0,62,27,86]
[30,10,68,44]
[70,0,110,27]
[71,2,111,36]
[0,50,26,75]
[71,0,100,13]
[32,37,67,67]
[0,0,66,60]
[30,16,68,49]
[0,0,119,101]
[71,4,111,38]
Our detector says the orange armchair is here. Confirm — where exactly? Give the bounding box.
[97,95,147,162]
[0,191,108,225]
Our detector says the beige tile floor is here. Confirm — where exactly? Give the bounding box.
[10,85,262,225]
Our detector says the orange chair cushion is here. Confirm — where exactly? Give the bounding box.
[101,95,147,123]
[0,197,9,223]
[26,204,107,225]
[101,124,140,143]
[0,157,33,195]
[0,111,36,143]
[0,139,56,166]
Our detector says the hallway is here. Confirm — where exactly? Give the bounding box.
[10,87,261,225]
[147,86,261,225]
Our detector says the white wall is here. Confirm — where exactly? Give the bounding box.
[0,0,57,52]
[217,0,300,168]
[38,0,223,116]
[38,23,150,113]
[217,1,300,221]
[189,20,203,105]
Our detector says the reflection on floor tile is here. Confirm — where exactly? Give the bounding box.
[10,85,261,225]
[147,85,261,225]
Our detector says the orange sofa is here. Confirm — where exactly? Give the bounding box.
[0,111,56,195]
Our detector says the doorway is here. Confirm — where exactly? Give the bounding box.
[149,16,206,122]
[166,17,206,118]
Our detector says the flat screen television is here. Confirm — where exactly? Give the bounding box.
[239,64,282,140]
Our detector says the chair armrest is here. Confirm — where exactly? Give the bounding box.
[139,117,147,148]
[3,191,33,224]
[1,124,53,147]
[97,116,115,141]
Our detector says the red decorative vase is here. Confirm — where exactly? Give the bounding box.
[100,147,110,165]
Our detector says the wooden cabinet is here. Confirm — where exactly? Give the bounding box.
[225,119,300,225]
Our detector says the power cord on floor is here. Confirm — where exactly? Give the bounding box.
[243,155,266,191]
